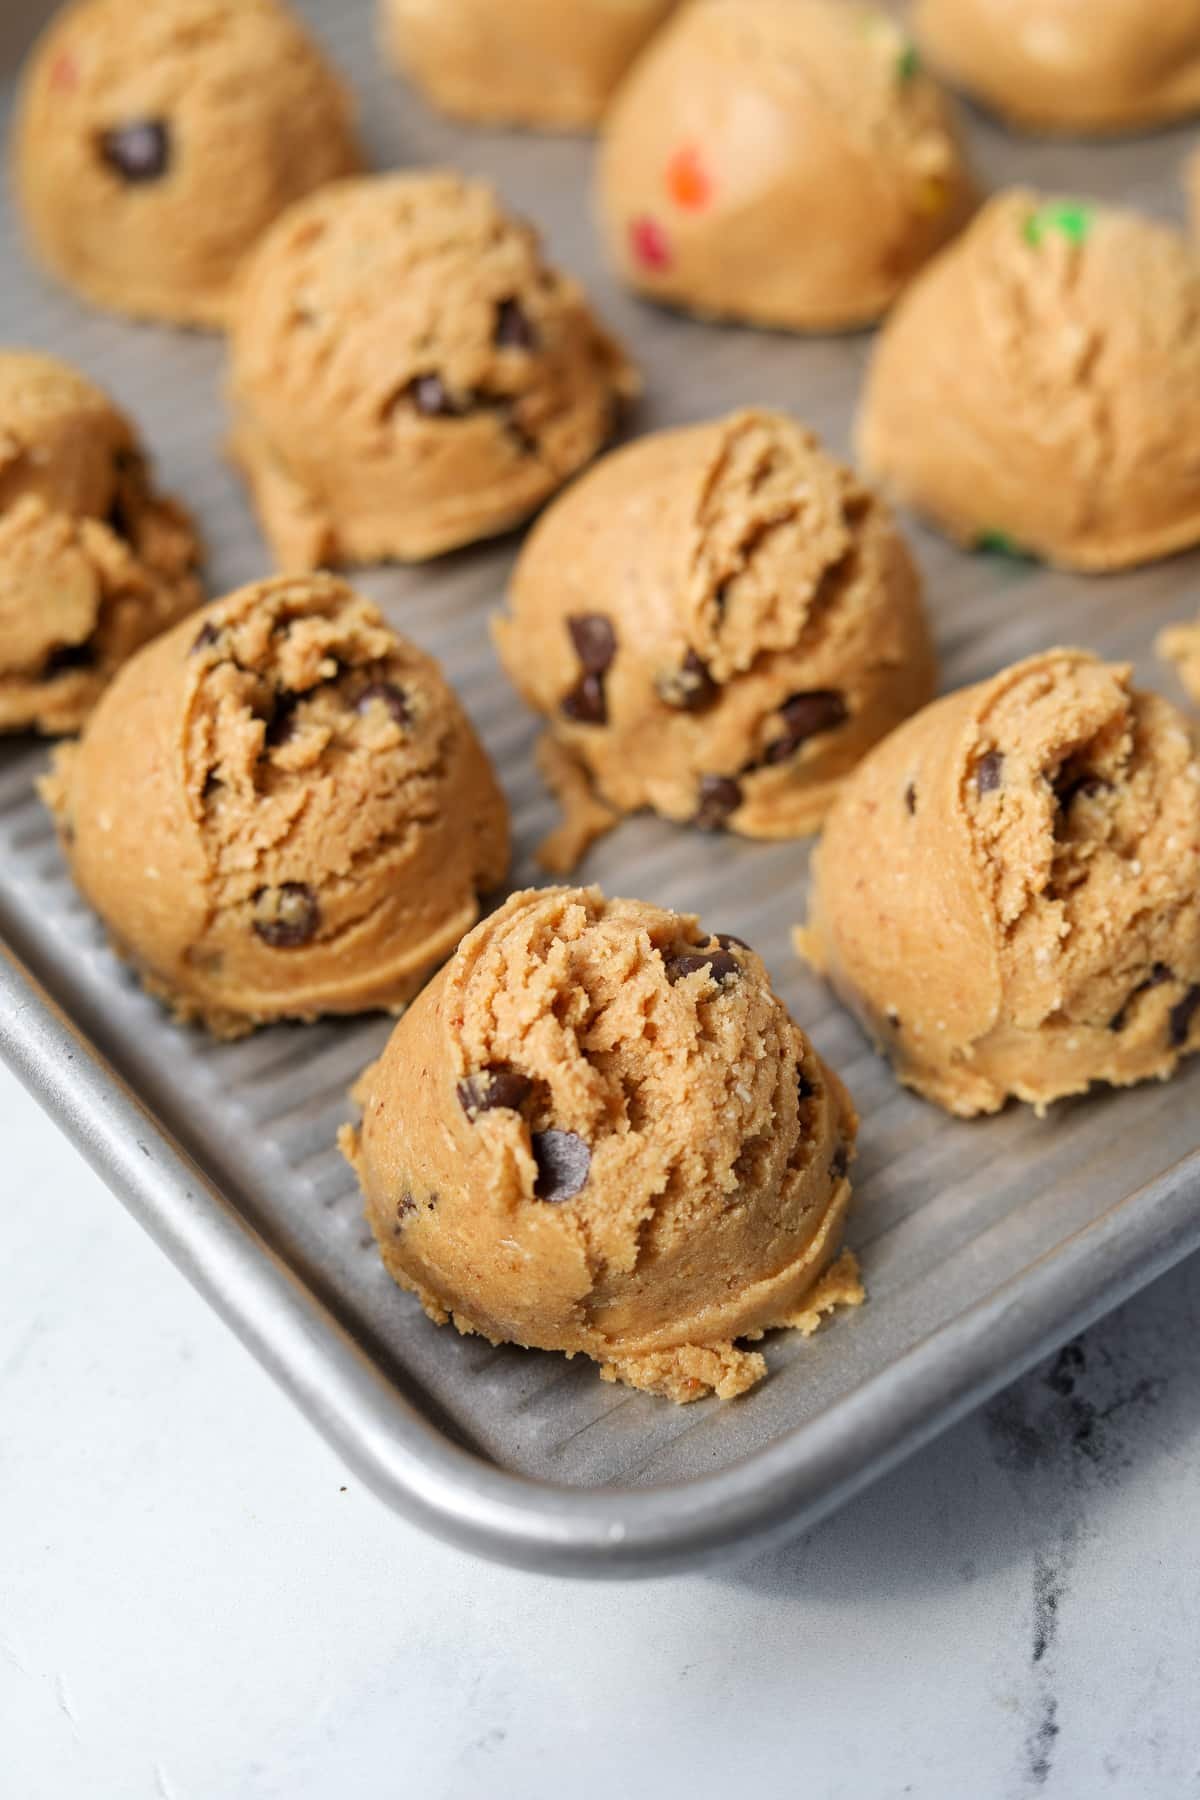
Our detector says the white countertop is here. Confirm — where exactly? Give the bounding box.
[2,1058,1197,1800]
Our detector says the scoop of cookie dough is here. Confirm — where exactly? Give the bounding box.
[916,0,1200,135]
[13,0,360,328]
[804,649,1200,1117]
[0,351,202,735]
[229,172,639,569]
[341,885,863,1403]
[380,0,679,130]
[597,0,973,332]
[494,410,935,853]
[858,192,1200,571]
[1159,614,1200,705]
[41,574,510,1037]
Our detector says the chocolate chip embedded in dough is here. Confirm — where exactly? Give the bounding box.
[263,692,300,747]
[494,297,538,350]
[456,1068,533,1119]
[561,614,617,725]
[1054,770,1110,810]
[656,649,717,711]
[355,681,410,726]
[561,672,607,725]
[396,1192,417,1226]
[44,639,96,675]
[531,1129,591,1202]
[1108,963,1170,1032]
[190,621,221,656]
[408,373,463,418]
[976,750,1004,795]
[663,947,741,987]
[693,774,742,831]
[99,119,170,183]
[252,882,321,948]
[567,614,617,674]
[1169,985,1200,1049]
[763,690,848,765]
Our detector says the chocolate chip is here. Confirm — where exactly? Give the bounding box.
[905,782,917,815]
[830,1143,850,1181]
[494,297,537,350]
[567,614,616,675]
[531,1129,591,1203]
[99,119,170,183]
[409,373,462,418]
[663,948,741,987]
[44,639,96,674]
[456,1068,533,1120]
[796,1069,816,1103]
[976,751,1005,795]
[561,672,607,725]
[763,690,848,765]
[1055,771,1110,810]
[252,883,320,949]
[355,681,410,726]
[501,405,538,457]
[656,649,717,711]
[396,1192,417,1223]
[1169,985,1200,1049]
[1109,963,1171,1032]
[715,932,750,951]
[263,693,299,747]
[190,622,221,656]
[561,614,617,725]
[693,774,742,831]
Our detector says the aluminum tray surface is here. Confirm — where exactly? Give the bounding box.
[1,1,1198,1576]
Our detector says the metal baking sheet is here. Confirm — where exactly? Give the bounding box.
[2,0,1198,1577]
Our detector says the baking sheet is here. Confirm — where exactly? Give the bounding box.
[1,0,1198,1574]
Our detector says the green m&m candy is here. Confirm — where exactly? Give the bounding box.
[1023,201,1095,249]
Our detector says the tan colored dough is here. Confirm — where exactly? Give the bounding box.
[341,885,862,1403]
[13,0,360,329]
[597,0,973,332]
[41,574,510,1038]
[0,351,202,735]
[1159,615,1200,705]
[916,0,1200,136]
[858,191,1200,572]
[804,649,1200,1118]
[380,0,680,130]
[228,173,639,570]
[494,410,936,848]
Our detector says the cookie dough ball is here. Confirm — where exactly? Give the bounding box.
[1159,614,1200,705]
[41,574,510,1037]
[916,0,1200,136]
[0,352,202,735]
[341,886,863,1403]
[804,650,1200,1117]
[13,0,360,328]
[858,192,1200,571]
[494,410,935,853]
[598,0,973,332]
[381,0,680,131]
[229,173,639,570]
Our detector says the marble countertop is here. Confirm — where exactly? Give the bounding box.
[3,1057,1197,1800]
